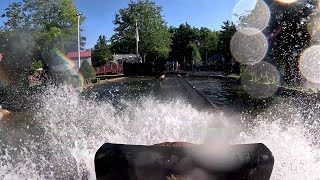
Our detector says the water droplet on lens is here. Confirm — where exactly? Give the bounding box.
[232,0,270,31]
[231,28,268,65]
[300,45,320,83]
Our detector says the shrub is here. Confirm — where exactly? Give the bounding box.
[79,60,96,80]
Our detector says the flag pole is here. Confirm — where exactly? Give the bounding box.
[135,19,140,63]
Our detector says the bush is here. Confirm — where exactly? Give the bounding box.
[79,60,96,80]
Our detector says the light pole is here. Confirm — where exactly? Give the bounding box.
[76,13,83,70]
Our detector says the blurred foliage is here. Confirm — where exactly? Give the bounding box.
[92,35,113,67]
[64,71,81,87]
[30,60,44,73]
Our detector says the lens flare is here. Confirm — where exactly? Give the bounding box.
[53,48,85,86]
[299,45,320,84]
[232,0,270,32]
[303,81,320,92]
[275,0,299,4]
[231,28,268,65]
[307,14,320,43]
[241,61,281,99]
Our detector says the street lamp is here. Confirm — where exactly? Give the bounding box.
[76,13,83,70]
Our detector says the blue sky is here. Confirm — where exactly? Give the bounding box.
[0,0,238,48]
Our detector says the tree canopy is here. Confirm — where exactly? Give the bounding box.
[111,0,171,62]
[92,35,113,67]
[187,43,201,66]
[169,23,220,70]
[217,21,237,61]
[217,21,238,74]
[1,0,85,84]
[169,23,199,65]
[198,27,219,60]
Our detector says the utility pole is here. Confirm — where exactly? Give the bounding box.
[76,13,83,70]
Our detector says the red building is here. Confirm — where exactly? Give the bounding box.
[66,50,92,69]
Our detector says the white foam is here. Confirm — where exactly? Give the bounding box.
[0,85,319,179]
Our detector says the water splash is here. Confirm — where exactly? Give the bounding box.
[0,84,319,179]
[0,85,213,179]
[237,101,320,180]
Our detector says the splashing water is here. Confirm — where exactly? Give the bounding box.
[0,84,319,179]
[0,85,212,179]
[237,100,320,180]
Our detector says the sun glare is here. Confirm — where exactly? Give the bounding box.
[275,0,298,4]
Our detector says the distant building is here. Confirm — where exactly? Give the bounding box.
[66,50,92,68]
[201,54,224,71]
[202,54,223,66]
[113,54,139,64]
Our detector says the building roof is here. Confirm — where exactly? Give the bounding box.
[67,50,91,59]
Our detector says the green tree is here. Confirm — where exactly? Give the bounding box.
[92,35,113,67]
[111,0,171,62]
[169,23,200,69]
[3,0,85,83]
[198,27,219,60]
[79,60,96,80]
[187,43,201,66]
[217,21,237,74]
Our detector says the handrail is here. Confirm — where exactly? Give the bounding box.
[95,63,124,75]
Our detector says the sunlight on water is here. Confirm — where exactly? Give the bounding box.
[0,85,319,179]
